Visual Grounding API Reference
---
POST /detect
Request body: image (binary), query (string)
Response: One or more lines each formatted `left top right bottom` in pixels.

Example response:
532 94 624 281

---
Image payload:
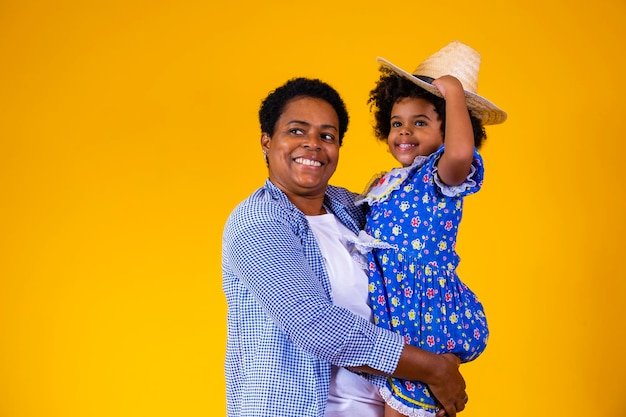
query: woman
222 77 467 417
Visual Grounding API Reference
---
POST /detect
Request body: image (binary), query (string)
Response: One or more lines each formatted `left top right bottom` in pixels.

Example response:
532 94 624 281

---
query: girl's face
262 96 340 199
387 97 443 167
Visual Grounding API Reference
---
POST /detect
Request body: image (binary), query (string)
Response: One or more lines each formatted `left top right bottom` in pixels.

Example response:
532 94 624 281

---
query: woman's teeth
295 157 321 167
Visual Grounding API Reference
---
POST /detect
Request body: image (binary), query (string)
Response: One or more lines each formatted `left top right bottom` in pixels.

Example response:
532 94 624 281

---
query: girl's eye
415 120 426 127
392 121 402 128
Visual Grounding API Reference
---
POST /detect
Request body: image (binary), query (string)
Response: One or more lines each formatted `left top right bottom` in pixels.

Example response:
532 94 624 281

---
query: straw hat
377 40 507 125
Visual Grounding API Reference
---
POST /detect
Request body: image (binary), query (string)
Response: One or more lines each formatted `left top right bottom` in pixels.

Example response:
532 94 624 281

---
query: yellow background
1 0 625 416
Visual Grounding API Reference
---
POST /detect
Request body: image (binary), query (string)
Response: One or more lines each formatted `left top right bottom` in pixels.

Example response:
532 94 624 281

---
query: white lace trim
379 386 437 417
355 155 429 206
343 230 397 270
345 230 397 254
356 147 481 204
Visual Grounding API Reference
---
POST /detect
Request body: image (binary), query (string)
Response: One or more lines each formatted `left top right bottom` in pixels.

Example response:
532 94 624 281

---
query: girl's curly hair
367 68 486 148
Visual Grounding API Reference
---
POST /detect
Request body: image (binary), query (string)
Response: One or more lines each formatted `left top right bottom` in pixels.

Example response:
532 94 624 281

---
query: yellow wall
1 1 625 416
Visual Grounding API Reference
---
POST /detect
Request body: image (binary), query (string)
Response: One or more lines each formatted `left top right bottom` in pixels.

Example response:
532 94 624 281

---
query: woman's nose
303 134 322 150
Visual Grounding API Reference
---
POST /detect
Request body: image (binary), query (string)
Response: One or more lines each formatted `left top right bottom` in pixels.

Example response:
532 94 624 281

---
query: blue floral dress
357 145 489 417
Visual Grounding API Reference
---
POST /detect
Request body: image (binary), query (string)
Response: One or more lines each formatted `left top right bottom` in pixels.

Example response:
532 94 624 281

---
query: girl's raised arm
432 75 474 186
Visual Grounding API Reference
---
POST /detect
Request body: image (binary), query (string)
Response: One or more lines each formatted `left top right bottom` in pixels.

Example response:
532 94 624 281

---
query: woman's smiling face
262 96 340 199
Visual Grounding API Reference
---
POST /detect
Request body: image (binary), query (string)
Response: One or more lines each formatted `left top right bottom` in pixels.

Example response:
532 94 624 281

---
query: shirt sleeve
223 198 404 373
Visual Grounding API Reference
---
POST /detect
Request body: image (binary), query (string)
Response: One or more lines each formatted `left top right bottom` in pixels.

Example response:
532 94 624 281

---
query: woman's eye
290 128 304 135
321 133 335 142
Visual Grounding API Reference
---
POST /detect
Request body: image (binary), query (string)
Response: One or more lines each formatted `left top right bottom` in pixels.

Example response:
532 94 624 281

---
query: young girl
356 41 507 417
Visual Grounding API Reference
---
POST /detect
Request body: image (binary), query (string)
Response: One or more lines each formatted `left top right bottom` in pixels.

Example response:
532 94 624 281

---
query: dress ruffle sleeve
432 146 484 197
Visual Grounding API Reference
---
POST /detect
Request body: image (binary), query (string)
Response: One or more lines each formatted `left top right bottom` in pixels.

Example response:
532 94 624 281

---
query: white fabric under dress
307 213 385 417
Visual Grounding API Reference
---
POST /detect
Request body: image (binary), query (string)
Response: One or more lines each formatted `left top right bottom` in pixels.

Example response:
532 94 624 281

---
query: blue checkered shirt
222 179 405 417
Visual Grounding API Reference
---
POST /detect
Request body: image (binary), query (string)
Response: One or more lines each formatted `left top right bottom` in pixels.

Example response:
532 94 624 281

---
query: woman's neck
269 180 328 216
287 194 327 216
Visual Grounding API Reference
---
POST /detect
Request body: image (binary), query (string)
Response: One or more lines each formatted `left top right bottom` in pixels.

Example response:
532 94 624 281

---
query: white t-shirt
307 213 384 417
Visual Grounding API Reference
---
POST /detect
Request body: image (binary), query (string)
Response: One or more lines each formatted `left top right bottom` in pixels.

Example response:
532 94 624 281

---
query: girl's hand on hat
432 75 464 101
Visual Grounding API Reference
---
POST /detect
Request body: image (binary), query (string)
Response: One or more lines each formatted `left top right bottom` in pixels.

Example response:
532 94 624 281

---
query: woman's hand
428 353 467 417
349 345 468 416
389 346 467 417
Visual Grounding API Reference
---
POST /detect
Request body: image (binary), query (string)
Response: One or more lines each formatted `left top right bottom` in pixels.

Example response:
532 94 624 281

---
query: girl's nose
399 126 412 135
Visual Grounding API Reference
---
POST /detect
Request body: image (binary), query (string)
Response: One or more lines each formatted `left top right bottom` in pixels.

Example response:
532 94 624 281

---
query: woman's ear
260 133 271 163
260 132 270 151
